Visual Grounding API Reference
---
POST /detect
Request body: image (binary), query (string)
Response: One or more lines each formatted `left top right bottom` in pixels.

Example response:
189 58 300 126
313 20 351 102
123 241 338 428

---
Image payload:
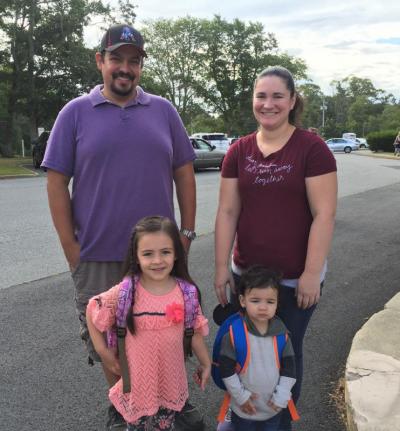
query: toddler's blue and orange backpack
211 311 300 423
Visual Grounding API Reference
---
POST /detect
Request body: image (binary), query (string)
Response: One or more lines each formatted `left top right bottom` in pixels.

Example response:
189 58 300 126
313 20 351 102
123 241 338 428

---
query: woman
214 66 337 431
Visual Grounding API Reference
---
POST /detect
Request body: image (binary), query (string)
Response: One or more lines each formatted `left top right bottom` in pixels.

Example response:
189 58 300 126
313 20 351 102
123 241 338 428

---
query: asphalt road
1 154 400 431
1 153 400 290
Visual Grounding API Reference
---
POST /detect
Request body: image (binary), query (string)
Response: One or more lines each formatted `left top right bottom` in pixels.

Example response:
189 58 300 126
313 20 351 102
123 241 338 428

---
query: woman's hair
254 65 304 126
238 265 281 298
122 215 200 357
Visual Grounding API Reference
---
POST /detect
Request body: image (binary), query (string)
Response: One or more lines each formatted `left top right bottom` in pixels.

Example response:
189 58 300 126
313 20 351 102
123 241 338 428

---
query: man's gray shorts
71 261 123 364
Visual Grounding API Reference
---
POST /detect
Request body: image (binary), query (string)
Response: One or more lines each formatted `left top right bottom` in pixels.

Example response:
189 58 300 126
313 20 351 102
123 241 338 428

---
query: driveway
0 154 399 430
1 154 399 290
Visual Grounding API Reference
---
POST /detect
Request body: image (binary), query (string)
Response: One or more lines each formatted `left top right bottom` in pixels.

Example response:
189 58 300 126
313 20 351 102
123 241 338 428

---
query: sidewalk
345 293 400 430
343 152 400 430
353 149 400 160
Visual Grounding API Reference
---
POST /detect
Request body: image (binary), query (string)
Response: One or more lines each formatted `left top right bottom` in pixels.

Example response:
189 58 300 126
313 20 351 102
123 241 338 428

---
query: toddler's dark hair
238 265 281 297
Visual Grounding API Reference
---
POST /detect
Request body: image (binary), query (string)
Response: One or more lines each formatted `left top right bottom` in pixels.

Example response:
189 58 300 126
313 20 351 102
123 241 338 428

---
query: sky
87 0 400 99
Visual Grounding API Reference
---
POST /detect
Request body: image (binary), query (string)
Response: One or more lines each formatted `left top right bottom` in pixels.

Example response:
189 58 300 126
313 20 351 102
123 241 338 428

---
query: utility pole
320 97 327 128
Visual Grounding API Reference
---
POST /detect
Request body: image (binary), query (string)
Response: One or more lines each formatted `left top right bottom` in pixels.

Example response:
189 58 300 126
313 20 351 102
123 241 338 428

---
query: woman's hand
296 271 320 309
214 266 235 305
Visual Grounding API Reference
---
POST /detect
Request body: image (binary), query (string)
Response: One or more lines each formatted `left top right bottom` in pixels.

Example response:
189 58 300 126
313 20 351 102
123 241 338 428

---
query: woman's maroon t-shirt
221 128 337 278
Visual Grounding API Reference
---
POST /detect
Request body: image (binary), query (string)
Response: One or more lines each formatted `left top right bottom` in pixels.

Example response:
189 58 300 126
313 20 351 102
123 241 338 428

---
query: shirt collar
244 313 284 337
89 85 151 107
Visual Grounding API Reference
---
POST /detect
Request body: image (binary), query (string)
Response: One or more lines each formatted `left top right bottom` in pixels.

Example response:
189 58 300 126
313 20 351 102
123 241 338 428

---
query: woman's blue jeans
231 272 319 431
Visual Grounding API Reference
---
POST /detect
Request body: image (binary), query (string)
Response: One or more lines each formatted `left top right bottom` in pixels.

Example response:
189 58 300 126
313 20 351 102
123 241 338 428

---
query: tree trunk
2 11 20 157
27 0 38 140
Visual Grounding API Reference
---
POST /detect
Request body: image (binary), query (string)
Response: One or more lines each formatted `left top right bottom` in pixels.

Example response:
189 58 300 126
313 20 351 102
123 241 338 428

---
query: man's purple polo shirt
42 85 195 262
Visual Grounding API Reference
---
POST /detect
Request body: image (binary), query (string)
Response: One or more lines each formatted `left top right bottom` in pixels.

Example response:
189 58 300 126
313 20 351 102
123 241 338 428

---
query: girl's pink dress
87 280 208 423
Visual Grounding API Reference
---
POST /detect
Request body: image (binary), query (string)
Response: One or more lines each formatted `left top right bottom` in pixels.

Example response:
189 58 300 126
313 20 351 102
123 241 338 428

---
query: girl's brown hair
121 216 200 357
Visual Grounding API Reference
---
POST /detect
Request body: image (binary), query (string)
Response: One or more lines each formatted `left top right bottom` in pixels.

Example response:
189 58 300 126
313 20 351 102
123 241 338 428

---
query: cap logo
120 26 136 43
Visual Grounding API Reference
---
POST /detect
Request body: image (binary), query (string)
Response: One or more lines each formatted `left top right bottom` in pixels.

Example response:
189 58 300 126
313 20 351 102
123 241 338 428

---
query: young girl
218 266 296 431
86 216 211 430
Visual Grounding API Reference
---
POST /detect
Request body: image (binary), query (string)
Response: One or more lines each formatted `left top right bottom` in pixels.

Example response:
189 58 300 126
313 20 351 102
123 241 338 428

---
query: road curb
0 164 42 179
352 151 400 160
345 292 400 430
0 173 39 179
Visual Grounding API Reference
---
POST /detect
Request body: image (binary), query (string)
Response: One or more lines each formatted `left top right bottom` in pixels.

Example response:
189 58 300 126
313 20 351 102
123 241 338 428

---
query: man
42 24 200 430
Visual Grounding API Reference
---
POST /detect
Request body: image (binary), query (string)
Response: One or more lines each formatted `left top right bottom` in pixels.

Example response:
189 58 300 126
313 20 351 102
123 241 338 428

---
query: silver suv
191 133 230 152
325 138 359 153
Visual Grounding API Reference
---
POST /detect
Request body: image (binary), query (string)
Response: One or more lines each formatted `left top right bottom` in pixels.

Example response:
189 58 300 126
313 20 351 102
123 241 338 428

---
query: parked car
228 137 240 145
190 137 225 170
32 131 50 168
342 132 357 141
325 138 359 153
355 138 368 148
191 132 230 152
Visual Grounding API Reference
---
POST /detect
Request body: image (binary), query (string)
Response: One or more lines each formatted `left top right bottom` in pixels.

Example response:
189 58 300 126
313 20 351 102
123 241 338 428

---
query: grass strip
0 157 36 177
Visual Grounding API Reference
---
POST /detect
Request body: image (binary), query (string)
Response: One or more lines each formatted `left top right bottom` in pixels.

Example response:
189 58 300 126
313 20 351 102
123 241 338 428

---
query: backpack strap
272 332 288 369
288 399 300 421
216 314 250 423
212 312 249 390
217 392 231 423
272 332 300 421
112 277 198 393
106 276 135 349
106 276 136 394
229 315 250 374
176 278 199 356
117 276 135 393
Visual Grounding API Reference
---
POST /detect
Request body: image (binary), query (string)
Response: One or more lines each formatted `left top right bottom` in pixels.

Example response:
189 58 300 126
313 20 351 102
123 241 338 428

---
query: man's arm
173 162 196 253
46 169 80 269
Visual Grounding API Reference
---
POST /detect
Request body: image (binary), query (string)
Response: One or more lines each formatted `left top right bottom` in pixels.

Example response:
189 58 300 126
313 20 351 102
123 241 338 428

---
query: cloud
91 0 400 98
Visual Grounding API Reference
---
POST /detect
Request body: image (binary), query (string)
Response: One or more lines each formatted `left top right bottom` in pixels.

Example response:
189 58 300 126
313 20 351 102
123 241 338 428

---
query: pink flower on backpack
165 302 184 323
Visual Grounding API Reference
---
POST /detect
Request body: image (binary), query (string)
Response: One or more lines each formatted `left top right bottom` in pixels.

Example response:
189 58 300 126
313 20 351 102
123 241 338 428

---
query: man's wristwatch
180 228 197 241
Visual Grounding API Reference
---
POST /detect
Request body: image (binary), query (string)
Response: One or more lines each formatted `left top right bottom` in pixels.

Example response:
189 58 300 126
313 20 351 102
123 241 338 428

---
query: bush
366 130 397 152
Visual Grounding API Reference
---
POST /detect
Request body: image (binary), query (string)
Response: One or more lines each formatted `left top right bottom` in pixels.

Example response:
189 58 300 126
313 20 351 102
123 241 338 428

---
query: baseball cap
100 24 147 57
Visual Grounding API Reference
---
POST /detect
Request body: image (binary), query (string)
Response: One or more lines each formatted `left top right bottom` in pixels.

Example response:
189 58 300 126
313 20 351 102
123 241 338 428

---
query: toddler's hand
193 364 211 391
267 399 282 413
99 348 121 376
240 393 258 415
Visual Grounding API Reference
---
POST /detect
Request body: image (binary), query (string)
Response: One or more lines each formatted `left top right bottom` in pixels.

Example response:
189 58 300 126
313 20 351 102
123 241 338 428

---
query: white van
191 133 230 152
342 132 356 141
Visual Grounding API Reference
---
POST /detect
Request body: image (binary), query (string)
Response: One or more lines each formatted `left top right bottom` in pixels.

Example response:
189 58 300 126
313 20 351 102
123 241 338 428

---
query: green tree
0 0 111 156
379 104 400 131
328 76 393 138
186 111 225 136
141 17 205 125
197 16 307 135
299 82 324 130
140 16 307 136
344 76 378 99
